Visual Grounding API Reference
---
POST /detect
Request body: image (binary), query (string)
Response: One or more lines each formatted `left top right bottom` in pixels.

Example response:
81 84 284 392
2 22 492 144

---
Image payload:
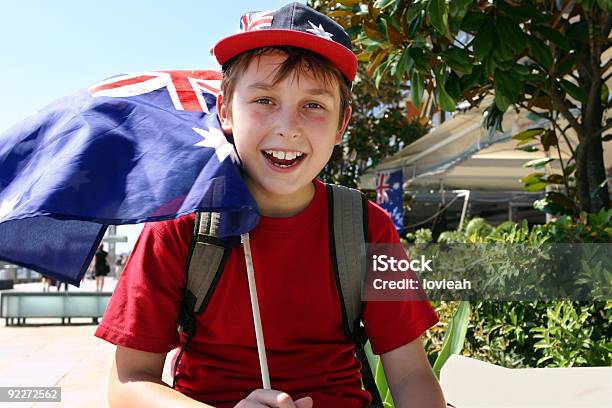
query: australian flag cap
212 2 357 82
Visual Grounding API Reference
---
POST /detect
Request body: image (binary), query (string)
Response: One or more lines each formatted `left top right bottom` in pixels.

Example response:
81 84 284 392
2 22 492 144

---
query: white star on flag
306 21 334 40
66 170 91 191
0 196 19 223
193 127 239 164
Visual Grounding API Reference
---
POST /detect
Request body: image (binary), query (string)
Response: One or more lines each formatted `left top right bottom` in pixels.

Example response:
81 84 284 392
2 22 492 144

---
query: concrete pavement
0 279 175 407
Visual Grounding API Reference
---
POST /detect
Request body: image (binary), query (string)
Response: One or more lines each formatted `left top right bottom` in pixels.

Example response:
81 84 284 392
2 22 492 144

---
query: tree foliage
311 0 611 212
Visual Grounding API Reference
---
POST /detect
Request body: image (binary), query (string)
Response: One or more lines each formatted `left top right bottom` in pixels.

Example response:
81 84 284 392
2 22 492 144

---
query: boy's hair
220 46 352 129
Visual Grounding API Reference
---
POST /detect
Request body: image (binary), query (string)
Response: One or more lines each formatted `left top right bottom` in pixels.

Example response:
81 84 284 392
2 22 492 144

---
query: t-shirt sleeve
94 214 193 353
361 202 439 355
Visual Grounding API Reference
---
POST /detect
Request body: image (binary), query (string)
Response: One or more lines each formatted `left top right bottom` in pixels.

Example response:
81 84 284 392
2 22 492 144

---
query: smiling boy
95 3 445 408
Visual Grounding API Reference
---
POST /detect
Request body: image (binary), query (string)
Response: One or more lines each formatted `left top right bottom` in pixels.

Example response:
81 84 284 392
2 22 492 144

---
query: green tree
311 0 611 212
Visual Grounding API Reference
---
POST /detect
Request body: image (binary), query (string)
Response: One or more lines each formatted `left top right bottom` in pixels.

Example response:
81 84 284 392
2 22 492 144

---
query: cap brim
212 29 357 82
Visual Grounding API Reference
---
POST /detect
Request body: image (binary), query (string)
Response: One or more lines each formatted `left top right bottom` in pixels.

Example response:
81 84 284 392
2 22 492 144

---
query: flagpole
240 233 271 389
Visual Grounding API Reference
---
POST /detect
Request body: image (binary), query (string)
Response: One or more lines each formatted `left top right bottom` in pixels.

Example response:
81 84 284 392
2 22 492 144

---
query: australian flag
376 169 403 234
0 70 259 285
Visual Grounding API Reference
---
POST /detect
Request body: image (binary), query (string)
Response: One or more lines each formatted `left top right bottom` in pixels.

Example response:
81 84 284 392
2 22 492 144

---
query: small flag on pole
376 169 403 233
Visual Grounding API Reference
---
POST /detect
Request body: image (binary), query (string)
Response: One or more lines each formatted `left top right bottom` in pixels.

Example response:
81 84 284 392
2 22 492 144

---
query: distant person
41 275 53 292
94 244 110 292
115 254 126 277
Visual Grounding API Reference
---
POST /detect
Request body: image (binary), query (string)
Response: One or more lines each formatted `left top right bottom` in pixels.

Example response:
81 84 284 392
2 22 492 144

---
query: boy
95 3 446 407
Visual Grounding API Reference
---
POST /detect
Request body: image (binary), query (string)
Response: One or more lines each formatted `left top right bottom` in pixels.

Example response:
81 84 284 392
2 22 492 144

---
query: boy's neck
246 177 316 217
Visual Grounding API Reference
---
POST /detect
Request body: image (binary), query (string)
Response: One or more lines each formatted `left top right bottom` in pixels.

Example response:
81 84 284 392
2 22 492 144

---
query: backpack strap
173 211 233 388
326 184 383 408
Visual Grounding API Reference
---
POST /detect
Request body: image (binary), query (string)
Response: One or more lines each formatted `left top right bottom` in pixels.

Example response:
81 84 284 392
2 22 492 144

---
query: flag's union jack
240 10 274 32
88 70 222 113
376 172 390 204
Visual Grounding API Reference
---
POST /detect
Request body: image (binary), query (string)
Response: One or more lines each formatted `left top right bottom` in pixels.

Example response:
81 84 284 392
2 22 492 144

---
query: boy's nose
275 108 302 139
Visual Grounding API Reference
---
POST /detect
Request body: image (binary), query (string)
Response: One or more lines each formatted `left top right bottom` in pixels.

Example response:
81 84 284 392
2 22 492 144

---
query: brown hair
220 46 352 129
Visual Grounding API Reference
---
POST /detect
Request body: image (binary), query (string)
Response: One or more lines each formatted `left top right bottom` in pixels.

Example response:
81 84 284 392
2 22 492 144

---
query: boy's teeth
265 150 304 160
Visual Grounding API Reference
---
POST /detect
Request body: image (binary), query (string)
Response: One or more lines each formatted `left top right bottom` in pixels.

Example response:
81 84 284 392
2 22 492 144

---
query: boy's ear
216 92 233 134
335 106 352 145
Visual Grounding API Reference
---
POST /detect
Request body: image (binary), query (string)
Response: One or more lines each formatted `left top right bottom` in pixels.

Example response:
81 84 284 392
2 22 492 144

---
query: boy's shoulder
145 212 195 243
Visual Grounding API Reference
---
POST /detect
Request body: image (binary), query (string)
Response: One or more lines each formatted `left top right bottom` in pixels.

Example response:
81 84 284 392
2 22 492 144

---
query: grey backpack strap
327 184 383 408
327 184 368 335
186 212 227 313
174 211 231 388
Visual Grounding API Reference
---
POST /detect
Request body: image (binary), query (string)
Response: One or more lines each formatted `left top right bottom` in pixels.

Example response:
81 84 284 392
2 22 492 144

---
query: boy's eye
305 102 323 109
254 98 272 105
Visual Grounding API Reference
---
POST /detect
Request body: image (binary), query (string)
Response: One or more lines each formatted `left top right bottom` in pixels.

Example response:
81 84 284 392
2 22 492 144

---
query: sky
0 0 303 253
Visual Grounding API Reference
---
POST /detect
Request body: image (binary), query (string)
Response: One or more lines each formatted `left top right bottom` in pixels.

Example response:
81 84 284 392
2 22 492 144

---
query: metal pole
457 190 471 232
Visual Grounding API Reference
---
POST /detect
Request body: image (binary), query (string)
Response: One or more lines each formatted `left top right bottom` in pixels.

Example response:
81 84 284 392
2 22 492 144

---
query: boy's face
217 51 351 202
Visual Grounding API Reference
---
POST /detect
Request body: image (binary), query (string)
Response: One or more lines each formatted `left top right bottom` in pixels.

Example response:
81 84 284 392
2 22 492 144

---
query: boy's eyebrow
246 82 335 98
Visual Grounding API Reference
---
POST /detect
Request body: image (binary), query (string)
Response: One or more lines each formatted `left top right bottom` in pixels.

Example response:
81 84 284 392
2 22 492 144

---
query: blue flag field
0 70 259 285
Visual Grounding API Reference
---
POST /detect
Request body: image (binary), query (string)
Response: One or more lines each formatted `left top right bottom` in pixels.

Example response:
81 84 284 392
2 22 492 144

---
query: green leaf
429 0 450 37
496 17 526 54
525 182 547 191
528 36 554 70
435 71 457 112
494 69 520 111
517 145 540 152
461 11 487 32
494 93 512 112
521 172 545 184
495 69 521 99
441 47 473 74
445 72 462 101
432 301 470 378
459 64 483 90
509 3 547 23
601 83 609 103
483 55 497 78
395 49 413 81
408 47 430 72
449 0 472 31
559 79 588 103
557 54 577 75
374 356 390 401
373 0 396 10
411 71 425 107
512 128 546 141
405 1 426 24
534 192 578 215
473 22 496 61
597 0 612 11
534 26 572 51
523 157 554 168
542 174 565 184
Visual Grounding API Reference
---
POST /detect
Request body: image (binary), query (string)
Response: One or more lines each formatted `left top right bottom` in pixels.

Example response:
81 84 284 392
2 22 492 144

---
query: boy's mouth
262 149 306 168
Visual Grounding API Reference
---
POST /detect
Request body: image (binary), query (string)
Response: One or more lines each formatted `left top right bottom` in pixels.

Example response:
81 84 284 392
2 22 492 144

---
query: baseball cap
212 2 358 83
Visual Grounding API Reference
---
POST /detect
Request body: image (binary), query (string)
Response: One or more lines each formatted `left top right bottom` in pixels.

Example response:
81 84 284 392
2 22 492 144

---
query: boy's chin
259 181 312 197
247 177 314 198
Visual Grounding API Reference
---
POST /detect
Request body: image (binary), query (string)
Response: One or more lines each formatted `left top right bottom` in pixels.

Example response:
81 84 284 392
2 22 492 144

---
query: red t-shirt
95 179 438 407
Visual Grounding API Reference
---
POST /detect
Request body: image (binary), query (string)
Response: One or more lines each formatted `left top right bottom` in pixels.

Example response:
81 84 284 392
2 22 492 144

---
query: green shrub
415 210 612 368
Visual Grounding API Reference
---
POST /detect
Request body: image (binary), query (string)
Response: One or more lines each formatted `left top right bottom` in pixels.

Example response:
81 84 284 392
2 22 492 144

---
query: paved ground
0 279 175 407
